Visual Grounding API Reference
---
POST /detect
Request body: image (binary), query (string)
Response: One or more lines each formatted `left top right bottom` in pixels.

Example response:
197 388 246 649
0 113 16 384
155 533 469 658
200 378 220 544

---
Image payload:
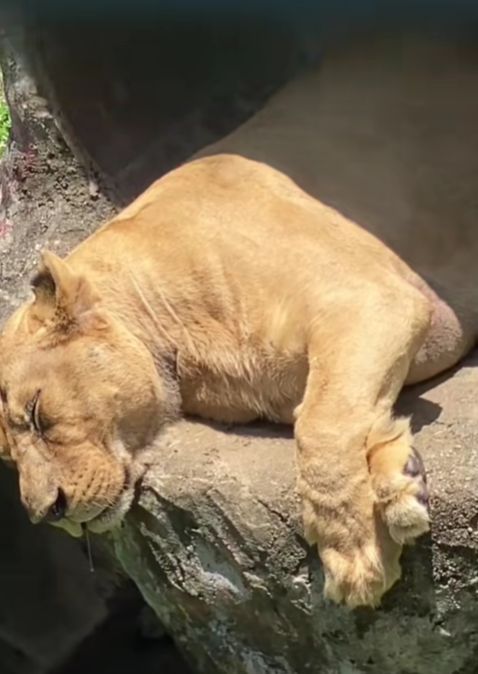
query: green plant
0 98 10 154
0 70 10 155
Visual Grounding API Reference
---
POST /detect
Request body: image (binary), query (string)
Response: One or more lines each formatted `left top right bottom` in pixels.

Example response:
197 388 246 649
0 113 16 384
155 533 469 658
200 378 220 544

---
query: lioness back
65 153 423 423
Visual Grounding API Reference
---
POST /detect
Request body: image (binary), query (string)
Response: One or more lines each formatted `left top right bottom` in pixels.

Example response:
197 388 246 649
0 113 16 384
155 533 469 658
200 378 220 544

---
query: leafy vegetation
0 72 11 154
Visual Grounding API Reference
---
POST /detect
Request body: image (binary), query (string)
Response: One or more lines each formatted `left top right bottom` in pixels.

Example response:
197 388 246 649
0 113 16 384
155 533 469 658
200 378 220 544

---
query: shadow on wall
7 0 478 206
0 463 109 674
52 590 192 674
21 14 320 206
0 458 192 674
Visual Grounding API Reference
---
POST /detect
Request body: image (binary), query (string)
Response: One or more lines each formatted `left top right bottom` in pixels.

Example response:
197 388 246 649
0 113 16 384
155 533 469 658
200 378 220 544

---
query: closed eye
27 389 44 436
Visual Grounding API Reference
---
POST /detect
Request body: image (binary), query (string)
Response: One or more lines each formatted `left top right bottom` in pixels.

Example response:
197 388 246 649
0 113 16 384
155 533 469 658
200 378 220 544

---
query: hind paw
379 447 429 544
369 434 430 545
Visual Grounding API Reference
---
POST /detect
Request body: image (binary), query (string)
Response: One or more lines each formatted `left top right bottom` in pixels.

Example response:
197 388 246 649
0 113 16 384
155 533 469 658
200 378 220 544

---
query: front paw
319 540 401 608
302 495 402 608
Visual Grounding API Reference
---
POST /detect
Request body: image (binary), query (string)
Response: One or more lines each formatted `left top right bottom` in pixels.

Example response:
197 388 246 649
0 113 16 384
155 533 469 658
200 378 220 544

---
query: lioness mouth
56 464 134 538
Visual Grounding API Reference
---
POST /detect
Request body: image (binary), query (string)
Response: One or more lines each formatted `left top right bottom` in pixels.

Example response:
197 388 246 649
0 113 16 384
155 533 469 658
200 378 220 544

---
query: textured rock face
111 375 478 674
2 9 478 674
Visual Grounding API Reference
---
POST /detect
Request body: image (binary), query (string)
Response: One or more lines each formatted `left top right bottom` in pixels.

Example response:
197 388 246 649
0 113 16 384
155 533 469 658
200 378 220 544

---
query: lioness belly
178 352 309 425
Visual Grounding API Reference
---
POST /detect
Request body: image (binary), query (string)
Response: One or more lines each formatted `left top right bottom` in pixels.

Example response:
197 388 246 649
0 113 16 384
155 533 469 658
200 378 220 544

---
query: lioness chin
1 34 478 609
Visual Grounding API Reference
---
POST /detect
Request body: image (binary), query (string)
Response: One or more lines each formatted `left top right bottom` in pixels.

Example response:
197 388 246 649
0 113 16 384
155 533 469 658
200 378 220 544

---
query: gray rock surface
2 11 478 674
111 376 478 674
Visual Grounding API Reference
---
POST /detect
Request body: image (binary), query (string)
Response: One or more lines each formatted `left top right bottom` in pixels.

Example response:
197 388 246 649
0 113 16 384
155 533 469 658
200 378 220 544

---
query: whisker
99 419 109 445
81 523 95 573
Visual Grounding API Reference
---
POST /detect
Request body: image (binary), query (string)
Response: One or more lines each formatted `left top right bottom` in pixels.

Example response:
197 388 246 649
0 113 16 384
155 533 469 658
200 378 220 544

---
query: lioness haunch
1 34 477 608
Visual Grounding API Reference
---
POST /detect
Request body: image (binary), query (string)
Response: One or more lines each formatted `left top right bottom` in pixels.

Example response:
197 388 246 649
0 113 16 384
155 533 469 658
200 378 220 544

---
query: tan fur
1 33 478 607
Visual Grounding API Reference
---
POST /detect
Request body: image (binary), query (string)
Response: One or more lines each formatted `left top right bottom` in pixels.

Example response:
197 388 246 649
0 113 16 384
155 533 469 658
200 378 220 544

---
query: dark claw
403 446 429 507
404 446 427 483
404 453 420 477
416 481 429 507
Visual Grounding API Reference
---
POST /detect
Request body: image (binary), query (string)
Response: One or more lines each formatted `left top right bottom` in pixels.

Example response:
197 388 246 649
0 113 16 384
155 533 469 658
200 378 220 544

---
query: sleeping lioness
1 33 478 609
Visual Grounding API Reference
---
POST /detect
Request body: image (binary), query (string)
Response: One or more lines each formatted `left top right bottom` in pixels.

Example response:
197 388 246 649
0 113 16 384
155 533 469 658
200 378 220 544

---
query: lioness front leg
295 288 431 607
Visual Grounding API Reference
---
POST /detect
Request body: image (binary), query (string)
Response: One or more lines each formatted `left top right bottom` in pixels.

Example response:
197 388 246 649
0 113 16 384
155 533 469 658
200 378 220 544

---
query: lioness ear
30 250 99 327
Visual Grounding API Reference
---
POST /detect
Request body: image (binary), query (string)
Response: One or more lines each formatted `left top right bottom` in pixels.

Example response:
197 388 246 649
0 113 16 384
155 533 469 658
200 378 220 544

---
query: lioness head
0 251 179 537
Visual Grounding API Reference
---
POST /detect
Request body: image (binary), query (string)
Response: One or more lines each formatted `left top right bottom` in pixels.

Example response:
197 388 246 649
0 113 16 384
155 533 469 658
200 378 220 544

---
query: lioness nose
23 487 68 524
44 488 68 522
